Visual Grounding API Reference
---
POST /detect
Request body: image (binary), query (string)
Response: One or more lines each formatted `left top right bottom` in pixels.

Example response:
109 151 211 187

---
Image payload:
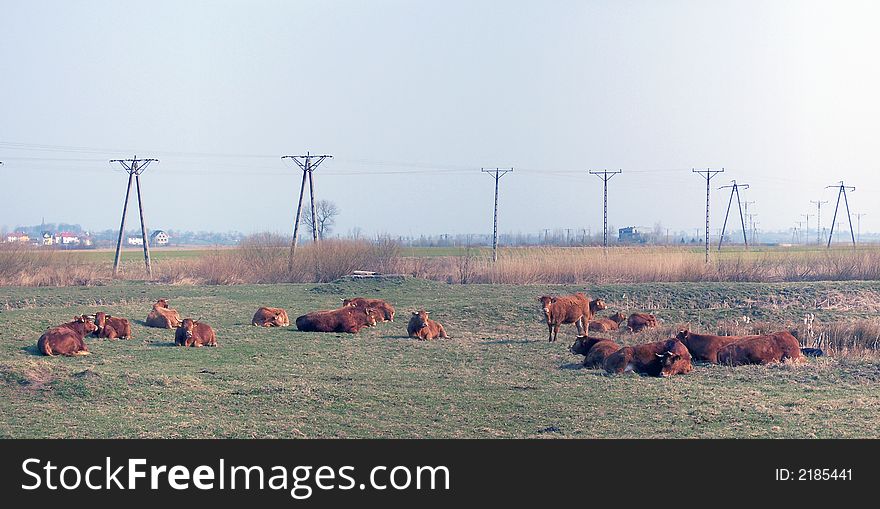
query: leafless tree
301 200 339 240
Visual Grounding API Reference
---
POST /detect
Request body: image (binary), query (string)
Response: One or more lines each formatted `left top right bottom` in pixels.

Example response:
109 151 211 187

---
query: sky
1 0 879 238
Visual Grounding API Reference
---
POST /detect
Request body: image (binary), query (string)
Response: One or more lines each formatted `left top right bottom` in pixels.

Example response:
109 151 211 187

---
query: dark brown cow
252 307 291 327
296 307 377 333
604 339 692 377
588 311 627 332
343 297 395 322
627 312 658 333
407 310 449 340
37 315 97 356
675 328 749 363
93 311 132 340
539 293 594 342
146 299 182 329
174 318 218 347
569 336 622 368
717 331 802 366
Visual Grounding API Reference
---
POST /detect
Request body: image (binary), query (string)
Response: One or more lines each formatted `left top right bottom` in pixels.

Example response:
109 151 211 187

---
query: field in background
2 278 880 438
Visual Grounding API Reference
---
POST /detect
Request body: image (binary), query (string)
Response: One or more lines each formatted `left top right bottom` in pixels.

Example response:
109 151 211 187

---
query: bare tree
301 200 339 240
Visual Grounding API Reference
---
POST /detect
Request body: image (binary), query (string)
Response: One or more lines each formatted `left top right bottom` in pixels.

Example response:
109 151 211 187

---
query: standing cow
38 315 97 356
539 293 596 342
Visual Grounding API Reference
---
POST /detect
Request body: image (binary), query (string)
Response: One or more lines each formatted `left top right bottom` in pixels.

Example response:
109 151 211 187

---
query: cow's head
342 298 356 307
591 298 607 311
266 312 286 327
94 311 108 333
610 311 626 324
538 296 554 318
179 318 197 339
363 308 377 327
570 335 602 356
411 310 430 330
155 299 170 309
656 339 692 377
379 303 395 322
675 328 690 342
74 314 98 334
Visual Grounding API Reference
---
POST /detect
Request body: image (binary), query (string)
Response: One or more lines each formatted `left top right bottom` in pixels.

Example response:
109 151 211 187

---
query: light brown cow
717 331 802 366
252 307 291 327
146 299 182 329
604 339 693 377
588 311 627 332
569 336 622 368
539 293 594 342
94 311 132 340
627 312 658 333
407 310 448 340
175 318 217 347
343 297 395 322
38 315 97 356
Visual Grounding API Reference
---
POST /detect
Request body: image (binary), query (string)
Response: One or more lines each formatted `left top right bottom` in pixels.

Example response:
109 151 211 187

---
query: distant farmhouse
150 230 170 246
618 226 646 244
126 236 144 246
6 232 30 243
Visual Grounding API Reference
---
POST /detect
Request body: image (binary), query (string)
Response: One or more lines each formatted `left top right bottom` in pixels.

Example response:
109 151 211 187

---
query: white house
57 232 80 245
150 230 170 246
126 236 144 246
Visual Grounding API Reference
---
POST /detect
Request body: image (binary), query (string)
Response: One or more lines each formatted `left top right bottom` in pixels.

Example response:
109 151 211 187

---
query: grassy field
1 278 879 438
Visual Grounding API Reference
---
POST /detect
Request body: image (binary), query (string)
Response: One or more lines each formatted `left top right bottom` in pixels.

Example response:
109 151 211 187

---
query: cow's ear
412 311 418 316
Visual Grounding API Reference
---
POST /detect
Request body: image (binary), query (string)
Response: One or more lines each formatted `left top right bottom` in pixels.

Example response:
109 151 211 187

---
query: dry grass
0 244 104 286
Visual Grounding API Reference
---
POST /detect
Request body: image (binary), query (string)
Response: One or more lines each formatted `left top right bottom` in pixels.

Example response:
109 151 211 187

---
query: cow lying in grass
675 328 745 363
627 312 658 333
570 336 621 368
604 339 692 377
296 307 377 333
252 307 291 327
717 331 802 366
407 310 448 340
343 297 395 322
93 311 132 340
589 311 627 332
38 315 97 356
175 318 217 347
146 299 182 329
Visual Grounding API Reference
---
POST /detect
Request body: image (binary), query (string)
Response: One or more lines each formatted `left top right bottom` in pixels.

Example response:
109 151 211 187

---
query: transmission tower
826 182 856 248
110 156 158 278
693 168 724 262
811 200 828 245
589 170 621 247
281 152 332 269
717 180 749 250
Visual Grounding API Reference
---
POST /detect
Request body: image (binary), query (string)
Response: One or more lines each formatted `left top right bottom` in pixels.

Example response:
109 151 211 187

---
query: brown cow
627 312 658 333
717 331 802 366
37 315 97 356
252 307 291 327
407 310 449 340
296 307 377 333
569 336 622 368
145 299 182 329
174 318 217 347
588 311 627 332
93 311 132 340
539 293 594 342
675 328 748 363
343 297 395 322
604 339 692 377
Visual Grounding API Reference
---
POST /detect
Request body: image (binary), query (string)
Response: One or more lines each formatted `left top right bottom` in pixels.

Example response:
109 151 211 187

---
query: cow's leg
553 324 560 342
548 323 554 342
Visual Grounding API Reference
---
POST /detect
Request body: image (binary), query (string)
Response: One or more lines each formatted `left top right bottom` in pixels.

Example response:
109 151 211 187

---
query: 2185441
775 468 852 481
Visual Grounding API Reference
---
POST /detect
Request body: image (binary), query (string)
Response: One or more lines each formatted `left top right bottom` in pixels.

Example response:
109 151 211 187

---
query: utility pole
281 152 332 269
855 213 867 244
110 156 158 278
589 170 622 247
481 167 513 262
794 222 803 244
801 213 812 245
811 200 828 245
742 200 755 244
693 168 724 262
717 180 749 250
825 182 856 248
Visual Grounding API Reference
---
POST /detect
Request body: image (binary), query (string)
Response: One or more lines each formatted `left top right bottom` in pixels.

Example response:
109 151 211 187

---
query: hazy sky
2 0 879 238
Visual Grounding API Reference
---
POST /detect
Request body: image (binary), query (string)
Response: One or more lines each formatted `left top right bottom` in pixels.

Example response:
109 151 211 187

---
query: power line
481 168 513 262
693 168 724 262
109 156 158 278
589 170 622 247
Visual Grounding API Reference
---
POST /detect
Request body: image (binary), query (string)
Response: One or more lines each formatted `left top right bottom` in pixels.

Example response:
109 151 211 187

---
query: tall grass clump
0 244 104 286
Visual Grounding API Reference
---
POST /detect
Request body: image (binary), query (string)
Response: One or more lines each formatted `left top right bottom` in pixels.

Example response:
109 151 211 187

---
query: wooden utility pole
855 213 867 244
801 213 812 245
717 180 749 250
281 152 332 270
110 156 158 278
826 182 856 248
589 170 622 247
481 168 512 262
693 168 724 262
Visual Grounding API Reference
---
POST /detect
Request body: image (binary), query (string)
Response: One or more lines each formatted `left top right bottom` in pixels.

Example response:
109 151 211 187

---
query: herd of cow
540 292 822 377
35 296 447 356
35 291 819 378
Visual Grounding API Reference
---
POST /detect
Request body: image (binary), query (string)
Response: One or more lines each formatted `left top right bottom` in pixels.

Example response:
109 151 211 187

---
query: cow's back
584 340 621 368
